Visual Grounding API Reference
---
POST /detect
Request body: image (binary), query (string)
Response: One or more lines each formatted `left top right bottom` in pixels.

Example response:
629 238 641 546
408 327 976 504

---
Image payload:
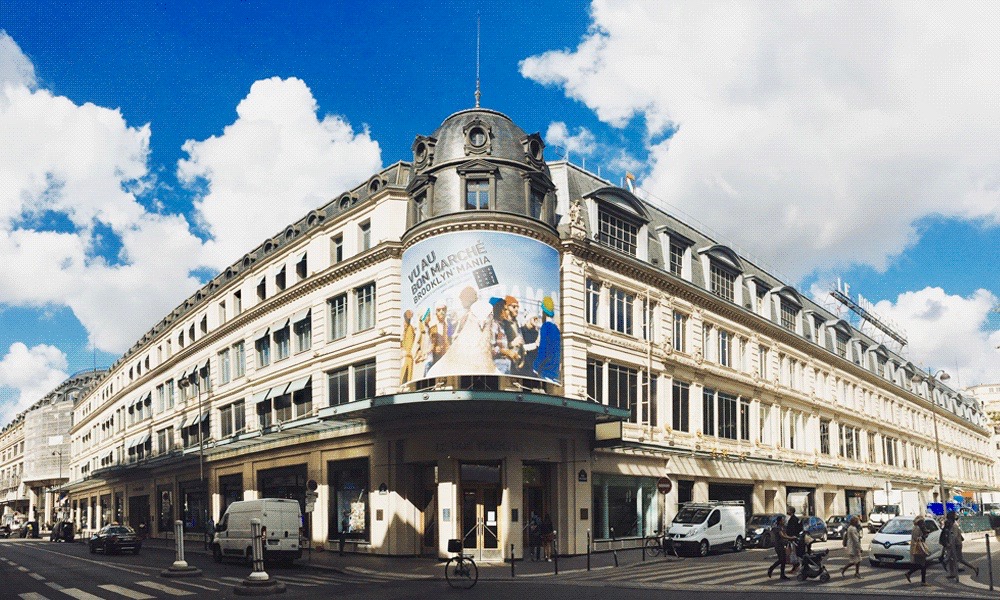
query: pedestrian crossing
11 567 410 599
557 554 976 595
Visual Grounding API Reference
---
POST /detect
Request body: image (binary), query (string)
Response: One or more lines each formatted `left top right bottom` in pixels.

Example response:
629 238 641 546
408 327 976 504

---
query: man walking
784 507 803 574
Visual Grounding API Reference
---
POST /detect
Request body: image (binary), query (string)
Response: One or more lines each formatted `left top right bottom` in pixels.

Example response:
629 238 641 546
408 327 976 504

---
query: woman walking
840 515 863 578
905 515 929 586
767 516 791 580
944 511 979 580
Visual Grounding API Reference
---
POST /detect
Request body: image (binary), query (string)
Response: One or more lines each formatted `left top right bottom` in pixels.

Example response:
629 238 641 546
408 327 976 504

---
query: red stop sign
657 477 673 494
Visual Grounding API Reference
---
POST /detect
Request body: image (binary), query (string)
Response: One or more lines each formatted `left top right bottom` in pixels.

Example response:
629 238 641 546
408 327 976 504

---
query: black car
89 524 142 555
803 516 828 542
50 520 75 542
745 513 783 548
826 515 855 540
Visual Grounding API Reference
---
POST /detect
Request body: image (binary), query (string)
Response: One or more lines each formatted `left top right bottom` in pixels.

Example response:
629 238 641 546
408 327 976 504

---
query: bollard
511 543 515 578
233 518 286 595
161 520 202 577
642 533 646 562
587 530 591 571
611 527 619 568
987 534 994 592
553 532 558 575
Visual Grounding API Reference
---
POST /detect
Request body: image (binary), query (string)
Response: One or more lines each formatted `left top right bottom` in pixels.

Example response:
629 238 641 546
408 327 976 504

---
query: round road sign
657 477 673 494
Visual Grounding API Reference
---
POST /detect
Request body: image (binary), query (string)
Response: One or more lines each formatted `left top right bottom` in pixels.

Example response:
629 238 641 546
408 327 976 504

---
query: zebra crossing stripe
45 582 65 591
132 581 194 596
30 573 46 580
19 593 50 600
97 585 155 599
57 589 104 600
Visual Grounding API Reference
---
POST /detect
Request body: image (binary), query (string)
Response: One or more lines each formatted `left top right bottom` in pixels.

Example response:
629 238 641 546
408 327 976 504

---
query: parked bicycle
644 529 680 558
445 539 478 589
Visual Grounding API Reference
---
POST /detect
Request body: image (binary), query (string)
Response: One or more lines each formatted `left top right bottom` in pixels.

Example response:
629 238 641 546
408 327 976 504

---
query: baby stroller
795 533 831 582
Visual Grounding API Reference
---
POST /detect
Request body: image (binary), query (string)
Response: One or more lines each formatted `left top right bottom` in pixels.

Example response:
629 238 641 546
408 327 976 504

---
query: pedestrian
339 510 351 556
767 515 791 580
905 515 929 586
840 515 863 578
528 512 542 561
944 511 979 579
784 507 803 574
541 513 555 561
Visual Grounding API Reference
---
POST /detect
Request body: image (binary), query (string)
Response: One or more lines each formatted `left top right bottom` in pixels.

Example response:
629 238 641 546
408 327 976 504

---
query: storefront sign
400 231 561 385
578 470 588 483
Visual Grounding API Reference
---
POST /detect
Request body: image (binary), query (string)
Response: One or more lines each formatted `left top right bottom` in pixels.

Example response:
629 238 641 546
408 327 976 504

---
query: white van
667 501 746 557
212 498 303 564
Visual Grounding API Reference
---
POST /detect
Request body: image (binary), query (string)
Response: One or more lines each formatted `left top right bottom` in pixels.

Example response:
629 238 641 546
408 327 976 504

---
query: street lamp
911 369 950 511
51 450 63 522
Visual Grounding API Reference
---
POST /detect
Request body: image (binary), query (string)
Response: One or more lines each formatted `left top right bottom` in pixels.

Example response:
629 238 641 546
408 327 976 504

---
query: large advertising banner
400 231 561 386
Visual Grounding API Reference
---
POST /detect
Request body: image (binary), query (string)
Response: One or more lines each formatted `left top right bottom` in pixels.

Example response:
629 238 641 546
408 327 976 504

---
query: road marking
97 585 154 599
20 594 51 600
30 572 47 580
18 566 30 571
133 581 194 596
58 589 105 600
45 582 65 591
160 580 220 591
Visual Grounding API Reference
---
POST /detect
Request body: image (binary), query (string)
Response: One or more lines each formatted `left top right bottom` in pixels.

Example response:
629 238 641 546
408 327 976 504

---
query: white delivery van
212 498 303 564
666 501 746 557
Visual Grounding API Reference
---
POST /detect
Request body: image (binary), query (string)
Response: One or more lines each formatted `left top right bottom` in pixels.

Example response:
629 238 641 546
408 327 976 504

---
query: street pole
912 370 950 513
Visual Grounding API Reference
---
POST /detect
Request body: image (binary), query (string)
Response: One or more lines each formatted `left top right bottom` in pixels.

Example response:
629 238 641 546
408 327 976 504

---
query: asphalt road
0 537 993 600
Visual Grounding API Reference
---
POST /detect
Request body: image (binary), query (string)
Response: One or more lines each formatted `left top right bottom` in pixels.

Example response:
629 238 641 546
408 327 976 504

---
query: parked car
745 513 783 548
0 522 26 539
826 515 854 540
49 520 75 542
868 516 943 567
802 516 828 542
89 524 142 555
212 498 302 565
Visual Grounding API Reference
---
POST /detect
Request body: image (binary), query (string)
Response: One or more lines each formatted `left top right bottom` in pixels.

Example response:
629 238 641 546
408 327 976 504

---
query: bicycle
644 529 681 558
445 539 478 589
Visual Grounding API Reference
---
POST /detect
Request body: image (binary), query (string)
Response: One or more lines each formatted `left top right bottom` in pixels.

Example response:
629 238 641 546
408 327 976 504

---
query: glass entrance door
460 463 501 561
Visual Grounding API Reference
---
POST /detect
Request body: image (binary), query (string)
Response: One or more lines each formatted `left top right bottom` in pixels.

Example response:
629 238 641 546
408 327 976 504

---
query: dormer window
835 331 849 358
709 263 736 302
598 208 638 255
668 240 685 275
469 127 487 147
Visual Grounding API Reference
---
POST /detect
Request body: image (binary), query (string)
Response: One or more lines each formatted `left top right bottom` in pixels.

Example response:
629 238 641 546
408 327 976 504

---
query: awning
295 251 306 264
251 327 269 341
291 308 311 324
270 382 291 397
137 432 150 446
271 317 290 331
183 413 200 428
200 359 210 372
287 376 312 393
253 389 272 404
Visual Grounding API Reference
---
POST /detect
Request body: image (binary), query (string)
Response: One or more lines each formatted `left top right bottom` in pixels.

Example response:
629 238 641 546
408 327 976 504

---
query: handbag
911 539 929 557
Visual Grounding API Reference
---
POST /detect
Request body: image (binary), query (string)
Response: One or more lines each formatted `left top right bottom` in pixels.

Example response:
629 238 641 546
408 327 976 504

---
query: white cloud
874 288 1000 389
0 342 68 425
0 36 383 356
545 122 597 158
179 76 382 269
521 1 1000 279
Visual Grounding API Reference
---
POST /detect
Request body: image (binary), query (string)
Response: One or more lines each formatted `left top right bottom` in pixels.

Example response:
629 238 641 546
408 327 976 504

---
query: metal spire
475 13 481 108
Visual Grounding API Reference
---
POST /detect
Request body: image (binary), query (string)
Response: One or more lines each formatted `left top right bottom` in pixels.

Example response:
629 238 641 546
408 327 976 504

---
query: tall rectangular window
220 404 234 438
673 312 687 352
641 298 654 342
233 342 246 378
233 290 242 315
607 363 639 422
359 221 371 251
219 349 231 384
709 263 735 302
257 277 267 302
718 392 737 439
156 384 165 414
671 380 689 432
739 398 750 440
835 332 849 358
294 315 312 352
275 267 286 291
820 419 831 455
274 326 290 361
758 346 769 379
668 241 684 276
255 334 271 368
609 287 634 335
355 360 377 401
586 279 601 325
332 235 344 263
328 367 350 406
166 380 175 409
466 179 489 209
356 283 376 331
529 188 544 219
296 254 308 280
586 358 604 404
702 388 716 436
718 329 732 367
597 209 638 255
329 294 347 340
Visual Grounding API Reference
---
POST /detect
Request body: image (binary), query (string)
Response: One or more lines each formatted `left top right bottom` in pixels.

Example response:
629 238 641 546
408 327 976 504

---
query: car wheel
733 536 744 552
761 532 771 548
213 545 223 563
698 540 710 557
821 534 828 542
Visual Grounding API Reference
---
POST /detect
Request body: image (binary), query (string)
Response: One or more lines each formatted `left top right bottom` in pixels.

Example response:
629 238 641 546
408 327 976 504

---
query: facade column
502 457 523 559
436 458 459 559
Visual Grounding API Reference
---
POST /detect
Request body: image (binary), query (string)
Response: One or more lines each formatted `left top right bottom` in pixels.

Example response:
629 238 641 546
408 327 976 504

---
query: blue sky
1 1 998 422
